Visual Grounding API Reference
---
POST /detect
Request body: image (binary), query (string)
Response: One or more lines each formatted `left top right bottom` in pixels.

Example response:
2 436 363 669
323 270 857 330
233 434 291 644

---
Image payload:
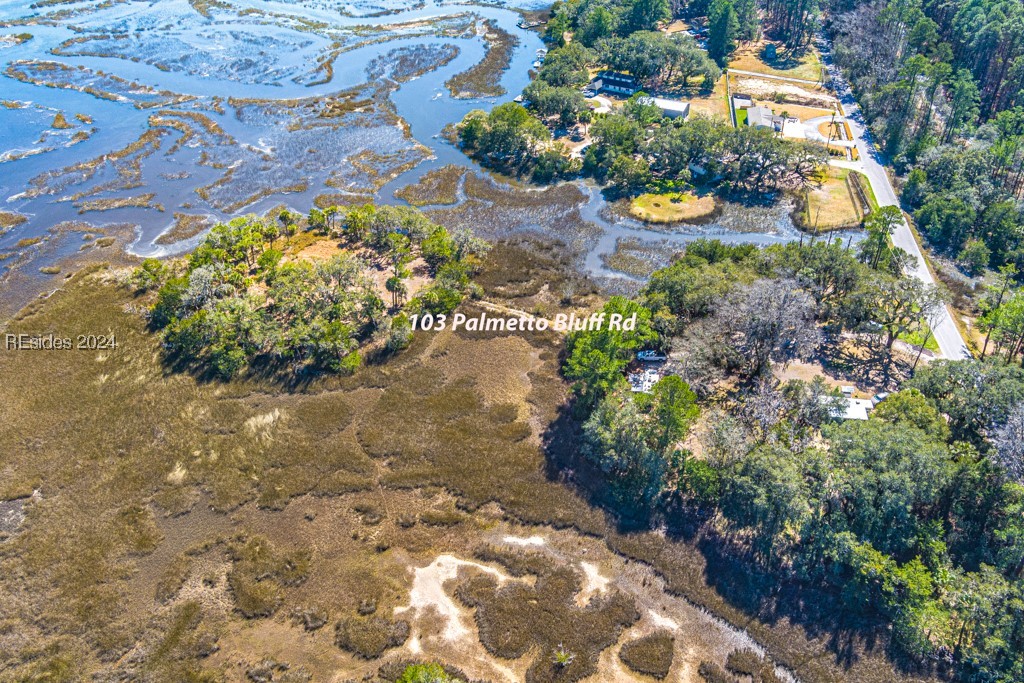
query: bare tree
993 403 1024 483
739 377 789 443
701 408 752 466
719 278 821 376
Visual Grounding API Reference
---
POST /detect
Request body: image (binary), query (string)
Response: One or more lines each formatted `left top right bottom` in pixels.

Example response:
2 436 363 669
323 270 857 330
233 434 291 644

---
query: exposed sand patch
503 534 545 546
577 561 610 606
395 554 513 641
736 77 836 108
648 610 680 631
395 554 523 683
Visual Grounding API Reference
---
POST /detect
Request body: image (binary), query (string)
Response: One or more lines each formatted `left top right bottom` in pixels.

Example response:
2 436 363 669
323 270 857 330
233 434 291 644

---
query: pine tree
708 0 738 67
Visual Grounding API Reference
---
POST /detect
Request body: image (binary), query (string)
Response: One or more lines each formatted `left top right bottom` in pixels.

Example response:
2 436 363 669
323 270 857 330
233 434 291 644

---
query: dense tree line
457 0 831 196
545 0 671 47
581 107 826 194
763 0 818 47
555 238 1024 680
827 0 1024 275
131 205 487 378
596 30 721 86
459 97 827 195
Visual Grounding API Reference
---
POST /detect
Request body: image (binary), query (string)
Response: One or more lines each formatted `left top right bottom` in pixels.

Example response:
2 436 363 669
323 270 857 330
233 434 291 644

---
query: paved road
816 40 972 360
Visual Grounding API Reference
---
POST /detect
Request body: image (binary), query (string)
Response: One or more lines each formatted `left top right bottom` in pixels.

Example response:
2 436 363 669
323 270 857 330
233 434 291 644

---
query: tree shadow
540 387 947 679
815 335 911 391
763 46 810 72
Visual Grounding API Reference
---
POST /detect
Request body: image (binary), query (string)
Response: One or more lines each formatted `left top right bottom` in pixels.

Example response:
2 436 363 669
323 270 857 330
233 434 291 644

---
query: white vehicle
637 350 667 362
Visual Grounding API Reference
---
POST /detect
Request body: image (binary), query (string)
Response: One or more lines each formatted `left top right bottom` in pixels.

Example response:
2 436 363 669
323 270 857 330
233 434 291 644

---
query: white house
744 105 804 138
836 397 874 420
592 71 640 96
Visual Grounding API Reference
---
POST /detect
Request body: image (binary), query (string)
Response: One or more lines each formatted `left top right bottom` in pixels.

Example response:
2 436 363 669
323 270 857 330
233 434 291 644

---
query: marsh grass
700 661 741 683
619 630 675 679
394 165 466 206
445 20 517 98
455 552 638 682
334 615 410 659
0 211 28 230
155 213 215 246
0 246 936 682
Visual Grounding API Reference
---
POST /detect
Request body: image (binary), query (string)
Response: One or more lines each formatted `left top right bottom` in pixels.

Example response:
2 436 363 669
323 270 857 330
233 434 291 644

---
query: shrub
958 238 991 276
698 661 738 683
291 606 328 631
396 663 464 683
725 648 761 676
619 630 674 679
334 616 410 659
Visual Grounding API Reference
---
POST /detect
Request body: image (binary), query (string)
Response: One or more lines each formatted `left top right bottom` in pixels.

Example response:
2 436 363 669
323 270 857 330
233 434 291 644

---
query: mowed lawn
729 40 824 82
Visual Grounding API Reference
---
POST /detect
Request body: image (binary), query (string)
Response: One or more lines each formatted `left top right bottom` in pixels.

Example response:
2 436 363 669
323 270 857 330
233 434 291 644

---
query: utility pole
912 322 934 372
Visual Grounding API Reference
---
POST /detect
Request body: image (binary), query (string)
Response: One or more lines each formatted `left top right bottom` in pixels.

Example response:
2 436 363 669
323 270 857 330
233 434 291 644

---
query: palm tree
552 643 576 667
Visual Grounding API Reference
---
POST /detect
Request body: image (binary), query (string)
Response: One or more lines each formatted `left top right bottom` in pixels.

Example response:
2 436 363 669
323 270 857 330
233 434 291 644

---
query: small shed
651 97 690 120
732 93 753 108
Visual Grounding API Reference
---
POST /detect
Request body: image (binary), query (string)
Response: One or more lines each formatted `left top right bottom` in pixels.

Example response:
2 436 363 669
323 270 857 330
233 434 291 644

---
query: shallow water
0 0 542 265
0 0 846 311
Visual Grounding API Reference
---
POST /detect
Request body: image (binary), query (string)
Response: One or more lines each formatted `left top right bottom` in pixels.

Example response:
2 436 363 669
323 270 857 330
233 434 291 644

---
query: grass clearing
728 40 825 82
687 74 731 121
799 166 869 231
630 191 717 224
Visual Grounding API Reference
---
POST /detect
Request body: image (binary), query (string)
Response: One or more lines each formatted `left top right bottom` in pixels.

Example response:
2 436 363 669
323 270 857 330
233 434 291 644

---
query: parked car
637 350 667 362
